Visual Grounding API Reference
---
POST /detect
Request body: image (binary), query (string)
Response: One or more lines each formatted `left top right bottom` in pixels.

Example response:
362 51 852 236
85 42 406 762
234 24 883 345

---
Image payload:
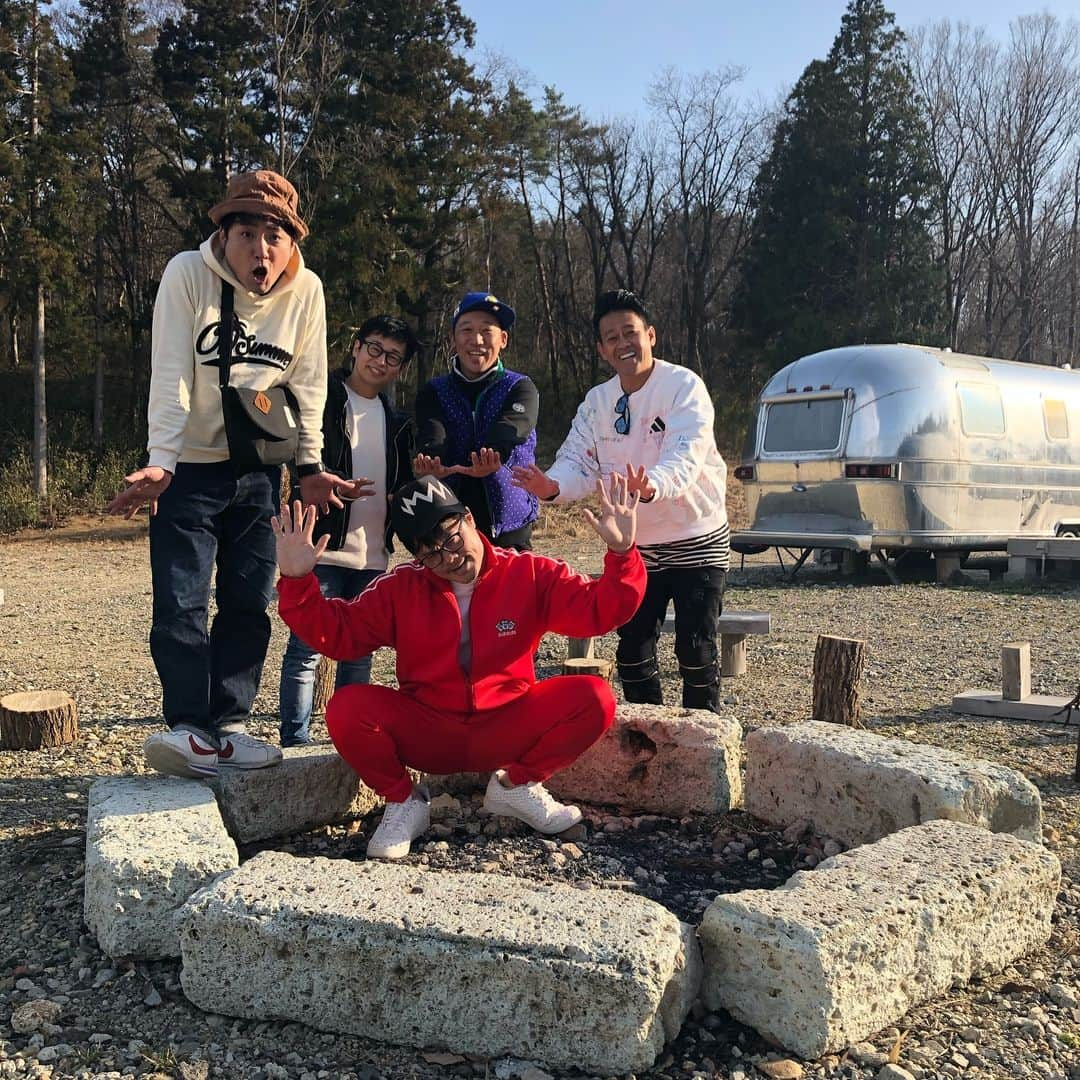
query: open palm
582 472 638 553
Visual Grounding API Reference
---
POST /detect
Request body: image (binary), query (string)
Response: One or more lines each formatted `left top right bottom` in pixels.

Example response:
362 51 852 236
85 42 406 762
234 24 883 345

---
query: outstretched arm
536 472 646 639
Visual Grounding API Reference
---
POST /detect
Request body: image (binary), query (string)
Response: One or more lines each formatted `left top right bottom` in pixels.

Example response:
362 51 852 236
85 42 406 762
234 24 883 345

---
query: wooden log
1001 642 1031 702
311 657 337 717
566 636 596 660
812 635 866 728
720 634 748 677
0 691 78 750
562 657 613 681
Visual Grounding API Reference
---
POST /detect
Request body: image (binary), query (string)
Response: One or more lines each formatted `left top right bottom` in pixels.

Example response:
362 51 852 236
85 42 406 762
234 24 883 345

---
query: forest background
1 0 1079 530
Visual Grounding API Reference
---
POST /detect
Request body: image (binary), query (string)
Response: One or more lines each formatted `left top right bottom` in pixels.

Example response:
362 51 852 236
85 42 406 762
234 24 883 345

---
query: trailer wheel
1057 527 1080 538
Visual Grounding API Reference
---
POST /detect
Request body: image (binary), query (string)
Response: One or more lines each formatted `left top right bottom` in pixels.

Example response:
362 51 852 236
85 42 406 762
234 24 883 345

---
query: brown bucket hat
208 170 309 241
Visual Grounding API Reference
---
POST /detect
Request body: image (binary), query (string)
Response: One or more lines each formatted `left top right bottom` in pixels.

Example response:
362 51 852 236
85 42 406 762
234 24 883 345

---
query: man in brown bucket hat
108 169 365 779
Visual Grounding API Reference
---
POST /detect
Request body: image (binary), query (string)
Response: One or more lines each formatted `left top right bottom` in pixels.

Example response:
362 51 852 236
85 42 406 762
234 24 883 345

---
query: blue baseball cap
452 291 516 332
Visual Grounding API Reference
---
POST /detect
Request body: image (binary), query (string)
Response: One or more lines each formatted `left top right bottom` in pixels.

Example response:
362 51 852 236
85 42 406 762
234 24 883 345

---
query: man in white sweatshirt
512 289 730 712
108 170 360 778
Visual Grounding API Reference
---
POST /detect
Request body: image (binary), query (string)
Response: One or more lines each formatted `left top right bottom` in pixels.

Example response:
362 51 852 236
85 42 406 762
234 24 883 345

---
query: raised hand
338 476 376 501
624 463 656 503
105 466 173 519
450 448 502 478
510 462 559 500
582 472 639 553
272 500 329 578
413 453 452 479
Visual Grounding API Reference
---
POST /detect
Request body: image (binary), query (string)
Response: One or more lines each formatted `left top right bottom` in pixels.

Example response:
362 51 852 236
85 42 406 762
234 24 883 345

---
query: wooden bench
566 609 771 678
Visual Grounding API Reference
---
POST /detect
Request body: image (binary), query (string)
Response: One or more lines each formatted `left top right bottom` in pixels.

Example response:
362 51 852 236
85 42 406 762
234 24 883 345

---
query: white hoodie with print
146 236 327 473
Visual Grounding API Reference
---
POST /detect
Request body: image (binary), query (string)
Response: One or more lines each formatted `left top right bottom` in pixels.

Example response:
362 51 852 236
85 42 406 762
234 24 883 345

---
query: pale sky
458 1 1080 119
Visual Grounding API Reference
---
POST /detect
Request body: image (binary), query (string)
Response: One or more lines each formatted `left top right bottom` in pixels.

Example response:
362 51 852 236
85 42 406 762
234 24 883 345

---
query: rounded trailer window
957 382 1005 437
762 396 846 453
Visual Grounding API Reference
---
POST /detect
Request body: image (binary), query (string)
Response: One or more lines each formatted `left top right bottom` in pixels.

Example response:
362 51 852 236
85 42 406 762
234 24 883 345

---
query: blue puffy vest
430 369 538 538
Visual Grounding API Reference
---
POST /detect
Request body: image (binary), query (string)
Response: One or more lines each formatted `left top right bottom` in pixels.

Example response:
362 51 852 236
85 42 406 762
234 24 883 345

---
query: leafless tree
972 14 1080 362
908 21 995 349
648 67 766 380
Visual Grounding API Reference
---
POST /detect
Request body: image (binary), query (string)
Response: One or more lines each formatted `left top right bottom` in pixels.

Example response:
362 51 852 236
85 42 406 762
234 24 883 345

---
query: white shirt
321 387 388 571
546 358 728 547
451 578 476 672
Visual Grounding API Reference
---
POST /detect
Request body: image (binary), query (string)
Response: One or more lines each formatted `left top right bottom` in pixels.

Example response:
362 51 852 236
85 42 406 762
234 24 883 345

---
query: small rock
429 794 461 814
11 1001 62 1035
876 1066 917 1080
822 839 843 858
560 843 584 859
756 1060 803 1079
1049 983 1079 1009
781 819 812 843
850 1042 888 1067
142 988 162 1008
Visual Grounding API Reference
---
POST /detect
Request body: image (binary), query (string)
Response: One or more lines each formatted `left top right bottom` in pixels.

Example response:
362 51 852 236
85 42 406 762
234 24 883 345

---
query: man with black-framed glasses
274 472 646 860
512 289 730 713
277 314 417 746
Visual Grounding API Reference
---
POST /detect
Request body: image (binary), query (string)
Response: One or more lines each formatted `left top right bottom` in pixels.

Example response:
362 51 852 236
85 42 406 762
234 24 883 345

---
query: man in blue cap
413 291 539 549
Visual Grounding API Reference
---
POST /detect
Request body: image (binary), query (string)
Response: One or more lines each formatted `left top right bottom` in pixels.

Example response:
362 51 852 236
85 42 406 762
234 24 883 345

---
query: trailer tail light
845 463 899 479
734 465 755 481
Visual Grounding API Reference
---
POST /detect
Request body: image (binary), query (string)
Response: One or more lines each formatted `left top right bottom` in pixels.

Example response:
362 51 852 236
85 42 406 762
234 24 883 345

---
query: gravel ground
0 517 1078 1080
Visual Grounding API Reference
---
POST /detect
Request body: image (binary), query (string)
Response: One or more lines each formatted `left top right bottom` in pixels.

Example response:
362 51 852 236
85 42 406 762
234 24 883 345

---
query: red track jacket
276 535 646 715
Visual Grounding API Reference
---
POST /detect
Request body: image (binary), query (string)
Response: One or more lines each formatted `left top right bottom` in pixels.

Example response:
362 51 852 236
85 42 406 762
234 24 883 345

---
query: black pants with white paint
615 565 727 712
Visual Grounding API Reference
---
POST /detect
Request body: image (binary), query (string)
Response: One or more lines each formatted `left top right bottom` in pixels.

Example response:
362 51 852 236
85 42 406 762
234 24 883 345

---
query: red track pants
325 675 615 803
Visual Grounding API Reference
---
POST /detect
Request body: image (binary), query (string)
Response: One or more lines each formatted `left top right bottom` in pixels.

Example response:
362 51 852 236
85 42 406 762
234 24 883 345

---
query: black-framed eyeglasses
614 392 631 435
416 518 465 567
359 339 406 367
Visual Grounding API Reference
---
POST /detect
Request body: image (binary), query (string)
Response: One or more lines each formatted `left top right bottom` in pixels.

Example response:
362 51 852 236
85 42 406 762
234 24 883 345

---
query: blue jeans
149 461 281 742
278 563 380 746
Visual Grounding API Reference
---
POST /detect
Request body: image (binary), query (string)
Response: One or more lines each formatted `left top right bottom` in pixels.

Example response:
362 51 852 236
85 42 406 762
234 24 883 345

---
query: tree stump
312 657 337 716
0 691 78 750
562 656 613 681
812 635 866 727
566 636 596 660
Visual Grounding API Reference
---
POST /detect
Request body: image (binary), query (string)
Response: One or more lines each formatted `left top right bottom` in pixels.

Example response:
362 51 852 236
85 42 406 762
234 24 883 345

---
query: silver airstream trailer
733 344 1080 570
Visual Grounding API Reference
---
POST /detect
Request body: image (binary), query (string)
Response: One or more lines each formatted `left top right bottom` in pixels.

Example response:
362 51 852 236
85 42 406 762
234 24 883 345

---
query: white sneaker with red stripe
143 729 219 779
217 732 282 771
482 770 582 834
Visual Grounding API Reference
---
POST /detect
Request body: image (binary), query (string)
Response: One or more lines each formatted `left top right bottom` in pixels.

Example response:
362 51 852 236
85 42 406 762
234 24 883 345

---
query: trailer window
958 383 1005 437
1044 399 1069 440
762 397 845 453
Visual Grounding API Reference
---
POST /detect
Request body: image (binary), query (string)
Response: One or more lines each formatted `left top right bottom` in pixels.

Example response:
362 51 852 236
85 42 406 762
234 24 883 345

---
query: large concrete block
84 777 237 960
699 820 1060 1058
745 721 1041 844
212 746 381 843
547 704 742 816
179 851 700 1074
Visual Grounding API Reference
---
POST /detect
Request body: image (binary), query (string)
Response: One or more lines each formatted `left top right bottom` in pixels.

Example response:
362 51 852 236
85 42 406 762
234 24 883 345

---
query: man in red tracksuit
274 471 645 859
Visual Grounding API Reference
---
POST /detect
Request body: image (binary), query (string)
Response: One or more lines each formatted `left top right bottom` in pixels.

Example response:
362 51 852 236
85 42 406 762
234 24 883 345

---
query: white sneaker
367 790 431 860
144 729 219 779
217 732 283 770
482 771 582 834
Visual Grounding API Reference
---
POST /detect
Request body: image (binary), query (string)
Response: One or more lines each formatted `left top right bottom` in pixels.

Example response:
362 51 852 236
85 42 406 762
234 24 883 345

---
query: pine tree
734 0 943 374
153 0 272 241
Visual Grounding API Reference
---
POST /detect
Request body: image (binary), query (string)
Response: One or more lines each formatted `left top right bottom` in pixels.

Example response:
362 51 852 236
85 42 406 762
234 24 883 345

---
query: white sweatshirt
147 236 327 473
547 358 728 547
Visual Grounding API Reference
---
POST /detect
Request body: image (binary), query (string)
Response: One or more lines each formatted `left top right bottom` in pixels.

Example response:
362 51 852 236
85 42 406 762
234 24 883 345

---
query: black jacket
306 369 414 553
